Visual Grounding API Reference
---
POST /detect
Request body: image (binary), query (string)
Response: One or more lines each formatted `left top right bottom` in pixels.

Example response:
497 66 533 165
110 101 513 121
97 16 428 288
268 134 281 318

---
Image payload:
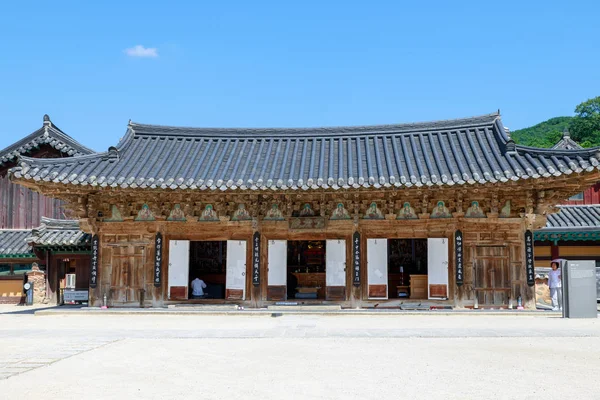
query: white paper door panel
428 238 449 299
367 238 388 299
226 240 247 299
268 240 287 286
326 240 346 287
168 240 190 299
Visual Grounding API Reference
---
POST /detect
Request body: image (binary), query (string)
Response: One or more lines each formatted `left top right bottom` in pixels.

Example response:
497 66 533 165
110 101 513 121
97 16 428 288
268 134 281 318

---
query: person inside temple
191 276 208 299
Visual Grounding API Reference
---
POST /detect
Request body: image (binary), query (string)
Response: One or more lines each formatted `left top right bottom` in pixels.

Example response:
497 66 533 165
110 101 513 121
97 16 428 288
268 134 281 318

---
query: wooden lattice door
110 245 146 305
473 246 510 306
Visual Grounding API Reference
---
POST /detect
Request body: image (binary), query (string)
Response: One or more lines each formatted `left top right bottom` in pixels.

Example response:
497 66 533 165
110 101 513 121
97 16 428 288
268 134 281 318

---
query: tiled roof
0 115 94 167
0 230 34 257
10 112 600 191
552 130 583 150
28 218 91 248
542 205 600 230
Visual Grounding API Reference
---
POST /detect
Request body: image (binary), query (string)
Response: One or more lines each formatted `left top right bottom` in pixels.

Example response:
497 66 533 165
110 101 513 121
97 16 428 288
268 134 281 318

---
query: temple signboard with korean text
252 232 260 286
353 232 361 287
89 235 99 288
525 230 535 286
455 230 463 286
154 233 163 287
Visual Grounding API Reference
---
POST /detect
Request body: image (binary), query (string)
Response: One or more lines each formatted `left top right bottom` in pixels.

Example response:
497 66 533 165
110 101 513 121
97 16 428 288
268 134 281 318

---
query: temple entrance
167 240 247 301
189 241 226 299
287 240 326 300
267 239 347 301
367 238 449 300
109 245 147 305
473 246 511 307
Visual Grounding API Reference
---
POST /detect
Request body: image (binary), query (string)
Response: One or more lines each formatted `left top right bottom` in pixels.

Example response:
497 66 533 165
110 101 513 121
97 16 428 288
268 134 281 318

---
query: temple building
9 112 600 309
0 116 92 304
533 131 600 272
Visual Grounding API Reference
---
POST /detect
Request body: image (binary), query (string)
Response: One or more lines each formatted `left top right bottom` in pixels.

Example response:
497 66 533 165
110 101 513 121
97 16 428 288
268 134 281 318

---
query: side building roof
0 230 35 259
0 218 89 259
552 129 583 151
543 205 600 230
0 114 94 168
535 205 600 243
28 217 91 249
10 112 600 191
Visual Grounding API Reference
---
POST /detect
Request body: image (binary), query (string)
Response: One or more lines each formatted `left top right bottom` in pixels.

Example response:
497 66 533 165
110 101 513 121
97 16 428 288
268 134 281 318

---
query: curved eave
9 112 600 192
0 126 95 167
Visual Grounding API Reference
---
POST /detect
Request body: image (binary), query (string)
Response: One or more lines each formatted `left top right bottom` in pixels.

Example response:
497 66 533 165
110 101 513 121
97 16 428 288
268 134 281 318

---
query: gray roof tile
10 113 600 191
0 115 94 167
542 205 600 230
0 230 34 257
552 130 583 150
28 218 90 247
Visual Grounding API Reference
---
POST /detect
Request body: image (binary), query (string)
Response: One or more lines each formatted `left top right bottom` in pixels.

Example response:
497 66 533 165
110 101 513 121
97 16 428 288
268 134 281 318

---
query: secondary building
0 115 93 304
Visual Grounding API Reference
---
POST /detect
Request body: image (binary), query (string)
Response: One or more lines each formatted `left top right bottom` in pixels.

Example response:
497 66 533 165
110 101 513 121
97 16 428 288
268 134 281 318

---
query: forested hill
510 96 600 148
511 117 573 148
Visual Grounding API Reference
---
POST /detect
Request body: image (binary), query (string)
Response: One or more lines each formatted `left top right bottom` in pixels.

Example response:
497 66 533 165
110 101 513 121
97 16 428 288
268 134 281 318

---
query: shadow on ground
0 305 80 315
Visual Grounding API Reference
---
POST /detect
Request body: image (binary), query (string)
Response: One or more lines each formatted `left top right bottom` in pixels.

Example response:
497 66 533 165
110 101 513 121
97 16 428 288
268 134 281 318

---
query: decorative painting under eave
10 112 600 192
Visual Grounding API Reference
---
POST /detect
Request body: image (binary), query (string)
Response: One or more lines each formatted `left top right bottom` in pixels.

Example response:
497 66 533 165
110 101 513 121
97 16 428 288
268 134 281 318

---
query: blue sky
1 1 599 152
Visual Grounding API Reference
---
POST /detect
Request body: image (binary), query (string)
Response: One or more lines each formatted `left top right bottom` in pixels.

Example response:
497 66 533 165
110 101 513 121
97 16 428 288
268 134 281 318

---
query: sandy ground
0 313 598 399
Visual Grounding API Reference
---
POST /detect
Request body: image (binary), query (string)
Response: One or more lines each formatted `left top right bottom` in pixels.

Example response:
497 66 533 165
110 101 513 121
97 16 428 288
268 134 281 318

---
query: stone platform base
0 296 24 305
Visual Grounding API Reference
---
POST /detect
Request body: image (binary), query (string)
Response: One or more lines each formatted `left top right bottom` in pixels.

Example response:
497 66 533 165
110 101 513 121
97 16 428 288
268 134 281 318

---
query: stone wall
26 264 47 304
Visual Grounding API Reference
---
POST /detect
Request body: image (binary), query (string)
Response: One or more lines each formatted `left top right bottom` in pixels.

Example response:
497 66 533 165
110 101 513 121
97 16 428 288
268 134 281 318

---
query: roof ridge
0 118 94 166
129 112 501 137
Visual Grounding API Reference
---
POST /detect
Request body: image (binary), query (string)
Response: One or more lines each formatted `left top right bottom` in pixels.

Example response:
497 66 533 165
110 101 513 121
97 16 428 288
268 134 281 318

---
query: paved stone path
0 311 599 398
0 338 117 380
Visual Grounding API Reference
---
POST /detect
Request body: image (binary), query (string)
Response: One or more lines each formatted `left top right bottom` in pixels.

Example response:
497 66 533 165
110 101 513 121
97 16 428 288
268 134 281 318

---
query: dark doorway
388 239 428 299
189 241 227 299
287 240 326 300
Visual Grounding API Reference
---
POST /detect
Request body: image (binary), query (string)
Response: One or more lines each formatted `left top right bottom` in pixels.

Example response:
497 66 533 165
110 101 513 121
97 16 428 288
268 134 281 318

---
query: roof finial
505 138 517 154
563 127 570 138
43 114 51 126
107 146 119 160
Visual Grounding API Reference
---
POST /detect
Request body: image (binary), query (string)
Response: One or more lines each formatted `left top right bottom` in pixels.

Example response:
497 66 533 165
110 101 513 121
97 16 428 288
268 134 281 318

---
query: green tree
570 96 600 147
511 116 572 148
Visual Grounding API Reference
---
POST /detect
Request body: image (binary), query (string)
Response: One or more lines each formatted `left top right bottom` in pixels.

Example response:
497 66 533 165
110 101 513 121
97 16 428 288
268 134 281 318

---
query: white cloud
124 45 158 58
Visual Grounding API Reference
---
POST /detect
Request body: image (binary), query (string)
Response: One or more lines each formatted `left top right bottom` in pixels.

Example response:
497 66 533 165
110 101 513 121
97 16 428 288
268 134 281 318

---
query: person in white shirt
191 277 207 299
548 261 562 311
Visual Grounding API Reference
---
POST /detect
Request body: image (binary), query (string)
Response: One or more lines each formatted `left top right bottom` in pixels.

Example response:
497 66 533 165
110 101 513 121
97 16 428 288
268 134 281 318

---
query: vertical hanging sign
525 230 535 286
89 235 99 288
252 232 260 286
154 233 163 288
455 230 463 286
353 231 361 287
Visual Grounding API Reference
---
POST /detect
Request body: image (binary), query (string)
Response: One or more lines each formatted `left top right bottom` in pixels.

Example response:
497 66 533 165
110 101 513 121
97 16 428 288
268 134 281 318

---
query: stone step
267 305 342 311
167 304 240 311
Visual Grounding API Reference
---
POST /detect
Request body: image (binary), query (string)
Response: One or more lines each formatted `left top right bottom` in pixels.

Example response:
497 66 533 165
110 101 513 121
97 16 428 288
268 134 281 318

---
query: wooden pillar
46 252 59 305
551 242 559 260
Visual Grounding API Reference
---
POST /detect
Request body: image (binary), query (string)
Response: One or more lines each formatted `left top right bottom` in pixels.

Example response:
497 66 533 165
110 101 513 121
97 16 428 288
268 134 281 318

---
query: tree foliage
511 117 572 148
511 96 600 148
570 96 600 148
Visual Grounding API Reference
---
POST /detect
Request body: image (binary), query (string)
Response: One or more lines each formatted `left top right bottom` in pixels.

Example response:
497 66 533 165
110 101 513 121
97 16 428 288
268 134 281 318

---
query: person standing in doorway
548 261 562 311
191 277 207 299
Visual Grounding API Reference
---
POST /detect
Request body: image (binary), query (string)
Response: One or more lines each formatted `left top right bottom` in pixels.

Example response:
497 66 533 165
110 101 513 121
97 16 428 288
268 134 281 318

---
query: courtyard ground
0 306 598 399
